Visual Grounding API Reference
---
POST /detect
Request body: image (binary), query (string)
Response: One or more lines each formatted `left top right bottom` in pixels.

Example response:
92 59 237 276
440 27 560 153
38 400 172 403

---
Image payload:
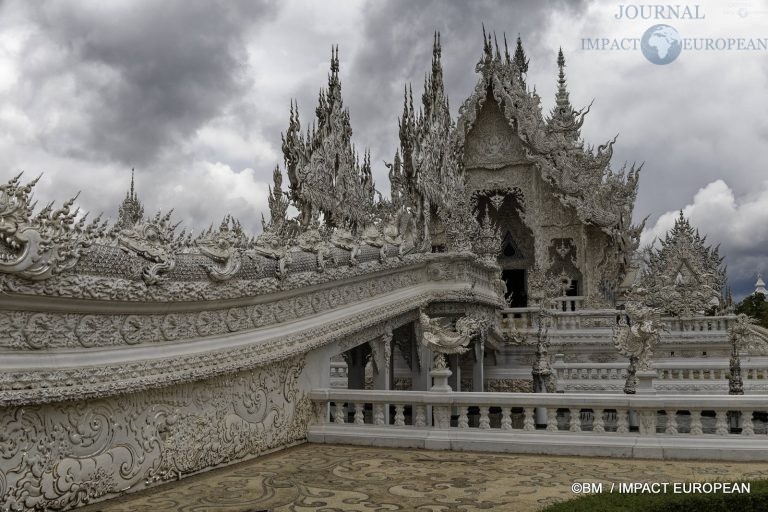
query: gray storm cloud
0 0 764 297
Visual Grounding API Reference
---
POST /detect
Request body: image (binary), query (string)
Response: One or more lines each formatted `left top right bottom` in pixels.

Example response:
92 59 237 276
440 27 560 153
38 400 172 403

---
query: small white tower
756 273 767 298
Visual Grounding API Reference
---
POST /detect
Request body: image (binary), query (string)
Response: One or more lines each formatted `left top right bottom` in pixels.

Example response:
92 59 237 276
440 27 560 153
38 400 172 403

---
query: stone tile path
84 443 768 511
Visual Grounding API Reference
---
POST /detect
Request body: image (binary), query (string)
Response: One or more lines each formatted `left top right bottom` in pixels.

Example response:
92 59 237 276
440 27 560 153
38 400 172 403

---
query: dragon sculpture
0 173 107 281
117 210 182 285
195 215 250 282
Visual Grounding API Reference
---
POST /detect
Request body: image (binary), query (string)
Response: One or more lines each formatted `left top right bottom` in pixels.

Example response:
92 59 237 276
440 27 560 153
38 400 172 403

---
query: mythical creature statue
419 311 484 370
0 174 107 280
727 313 768 395
252 229 292 280
361 224 387 262
330 228 359 265
118 210 182 285
522 265 565 391
296 226 331 272
613 302 666 393
195 215 250 282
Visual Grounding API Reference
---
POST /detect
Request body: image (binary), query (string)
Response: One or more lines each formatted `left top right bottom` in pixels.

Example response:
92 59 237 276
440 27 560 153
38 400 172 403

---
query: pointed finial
129 168 135 198
482 24 492 58
557 47 565 69
514 35 529 74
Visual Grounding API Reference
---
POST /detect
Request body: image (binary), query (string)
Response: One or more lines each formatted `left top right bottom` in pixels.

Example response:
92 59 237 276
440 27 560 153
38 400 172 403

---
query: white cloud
642 179 768 297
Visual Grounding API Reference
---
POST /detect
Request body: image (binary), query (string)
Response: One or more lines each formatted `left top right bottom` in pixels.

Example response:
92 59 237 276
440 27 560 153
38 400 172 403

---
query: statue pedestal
430 368 453 392
635 369 657 395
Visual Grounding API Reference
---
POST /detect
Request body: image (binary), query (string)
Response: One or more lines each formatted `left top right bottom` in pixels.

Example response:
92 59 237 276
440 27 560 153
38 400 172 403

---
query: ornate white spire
635 211 726 315
756 273 767 296
547 48 581 141
281 46 375 232
115 169 144 231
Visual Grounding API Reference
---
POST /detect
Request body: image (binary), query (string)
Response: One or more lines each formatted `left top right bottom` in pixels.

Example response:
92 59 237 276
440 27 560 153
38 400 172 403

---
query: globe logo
641 24 682 65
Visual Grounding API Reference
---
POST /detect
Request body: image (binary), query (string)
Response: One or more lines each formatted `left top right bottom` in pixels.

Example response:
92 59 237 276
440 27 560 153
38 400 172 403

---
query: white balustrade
551 357 768 393
311 389 768 460
311 389 768 436
499 310 736 341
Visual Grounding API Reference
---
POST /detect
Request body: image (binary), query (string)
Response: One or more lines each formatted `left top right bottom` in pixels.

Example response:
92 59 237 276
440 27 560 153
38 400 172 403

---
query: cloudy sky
0 0 765 297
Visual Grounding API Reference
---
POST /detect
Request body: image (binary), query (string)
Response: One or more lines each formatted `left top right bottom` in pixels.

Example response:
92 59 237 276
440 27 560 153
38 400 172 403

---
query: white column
371 331 393 424
472 338 485 392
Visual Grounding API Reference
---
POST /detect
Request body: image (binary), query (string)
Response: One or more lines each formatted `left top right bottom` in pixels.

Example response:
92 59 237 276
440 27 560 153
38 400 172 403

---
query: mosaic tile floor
84 443 768 511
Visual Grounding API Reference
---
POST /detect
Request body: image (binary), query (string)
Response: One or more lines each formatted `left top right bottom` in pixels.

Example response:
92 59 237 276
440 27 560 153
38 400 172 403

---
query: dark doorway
502 269 527 307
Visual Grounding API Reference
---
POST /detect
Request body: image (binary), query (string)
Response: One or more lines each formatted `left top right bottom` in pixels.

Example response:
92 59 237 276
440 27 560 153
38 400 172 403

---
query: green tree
735 292 768 328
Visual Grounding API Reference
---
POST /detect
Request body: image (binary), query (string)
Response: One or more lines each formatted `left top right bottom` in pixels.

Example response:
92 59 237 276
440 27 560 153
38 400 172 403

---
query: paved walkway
85 444 768 511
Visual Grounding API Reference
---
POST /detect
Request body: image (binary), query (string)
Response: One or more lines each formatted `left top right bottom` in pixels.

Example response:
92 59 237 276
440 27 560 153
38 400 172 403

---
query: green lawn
542 479 768 511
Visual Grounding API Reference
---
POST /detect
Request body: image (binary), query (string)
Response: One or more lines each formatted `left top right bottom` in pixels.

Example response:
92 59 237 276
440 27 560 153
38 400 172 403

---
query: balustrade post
414 405 427 428
715 410 729 435
394 404 405 426
334 402 346 424
569 408 581 432
458 407 469 429
354 403 365 425
523 407 536 431
373 403 386 426
546 408 559 432
664 410 678 435
433 406 451 429
501 407 512 430
616 409 629 434
742 410 755 436
479 407 491 429
593 408 605 433
690 410 703 435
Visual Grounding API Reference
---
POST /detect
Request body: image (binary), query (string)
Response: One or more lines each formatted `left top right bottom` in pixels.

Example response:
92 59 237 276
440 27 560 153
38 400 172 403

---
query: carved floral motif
0 357 310 511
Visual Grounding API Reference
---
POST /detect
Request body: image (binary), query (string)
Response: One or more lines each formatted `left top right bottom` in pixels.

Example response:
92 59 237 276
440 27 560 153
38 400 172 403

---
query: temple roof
756 273 767 296
454 31 641 238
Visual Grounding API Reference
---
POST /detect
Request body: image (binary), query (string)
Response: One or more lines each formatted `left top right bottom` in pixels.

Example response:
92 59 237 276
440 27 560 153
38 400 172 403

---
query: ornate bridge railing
499 310 735 342
309 389 768 461
0 251 504 511
552 356 768 393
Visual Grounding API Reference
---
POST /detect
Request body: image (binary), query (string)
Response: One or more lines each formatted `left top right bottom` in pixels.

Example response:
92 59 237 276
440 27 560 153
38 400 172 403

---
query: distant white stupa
756 273 767 298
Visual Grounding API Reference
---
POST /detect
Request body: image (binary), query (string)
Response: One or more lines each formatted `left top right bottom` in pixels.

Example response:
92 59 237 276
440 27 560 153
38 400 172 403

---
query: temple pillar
472 338 485 392
345 344 367 390
412 338 432 391
448 354 461 391
409 320 433 426
371 331 393 391
371 331 393 424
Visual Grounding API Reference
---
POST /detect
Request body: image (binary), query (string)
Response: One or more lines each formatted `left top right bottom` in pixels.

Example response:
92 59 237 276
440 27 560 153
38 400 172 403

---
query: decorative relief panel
0 267 431 350
463 96 526 169
1 251 423 303
0 356 311 511
3 287 501 406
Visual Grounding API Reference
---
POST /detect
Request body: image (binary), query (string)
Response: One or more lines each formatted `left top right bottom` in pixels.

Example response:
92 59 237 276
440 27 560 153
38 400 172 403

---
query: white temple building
2 31 768 511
